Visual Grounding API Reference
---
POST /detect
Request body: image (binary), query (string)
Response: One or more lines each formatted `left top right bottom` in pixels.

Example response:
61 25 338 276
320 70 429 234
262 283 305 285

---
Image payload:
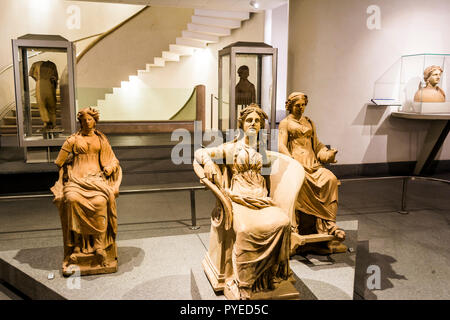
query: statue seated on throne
51 108 122 276
194 104 305 300
279 92 347 255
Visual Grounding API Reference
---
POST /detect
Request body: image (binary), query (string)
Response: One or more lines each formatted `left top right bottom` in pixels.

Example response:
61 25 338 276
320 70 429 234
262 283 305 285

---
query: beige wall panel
76 6 194 89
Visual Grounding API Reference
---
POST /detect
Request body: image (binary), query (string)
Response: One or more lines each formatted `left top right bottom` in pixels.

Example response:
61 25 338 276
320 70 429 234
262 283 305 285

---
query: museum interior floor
0 134 449 300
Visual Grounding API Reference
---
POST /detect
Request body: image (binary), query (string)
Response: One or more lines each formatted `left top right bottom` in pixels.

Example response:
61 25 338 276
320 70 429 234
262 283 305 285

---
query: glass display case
11 34 76 158
218 42 278 131
372 53 450 113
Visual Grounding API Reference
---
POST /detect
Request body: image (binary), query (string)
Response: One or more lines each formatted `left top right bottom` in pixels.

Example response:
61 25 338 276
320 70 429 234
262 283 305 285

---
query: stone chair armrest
193 159 233 230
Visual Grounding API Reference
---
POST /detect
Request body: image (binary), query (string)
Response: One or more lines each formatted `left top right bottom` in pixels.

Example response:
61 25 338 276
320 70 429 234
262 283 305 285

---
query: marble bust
414 65 446 102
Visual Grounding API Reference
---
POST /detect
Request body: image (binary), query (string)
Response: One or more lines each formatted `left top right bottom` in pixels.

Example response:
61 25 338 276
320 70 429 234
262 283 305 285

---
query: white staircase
95 9 250 121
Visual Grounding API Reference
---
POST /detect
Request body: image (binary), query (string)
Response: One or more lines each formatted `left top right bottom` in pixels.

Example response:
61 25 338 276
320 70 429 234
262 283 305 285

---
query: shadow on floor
354 240 407 300
12 246 145 280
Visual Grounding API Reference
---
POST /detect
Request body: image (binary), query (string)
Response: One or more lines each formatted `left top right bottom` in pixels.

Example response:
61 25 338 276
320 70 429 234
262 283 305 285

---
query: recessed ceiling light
249 0 260 9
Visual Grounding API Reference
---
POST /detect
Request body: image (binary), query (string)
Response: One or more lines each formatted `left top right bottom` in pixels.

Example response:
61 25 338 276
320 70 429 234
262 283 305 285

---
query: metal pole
398 177 409 214
210 93 214 130
189 189 200 230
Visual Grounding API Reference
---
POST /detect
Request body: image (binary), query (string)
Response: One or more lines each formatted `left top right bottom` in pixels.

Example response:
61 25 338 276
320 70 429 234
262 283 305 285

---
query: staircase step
175 37 207 49
169 44 195 56
181 31 219 43
3 117 62 125
153 57 166 67
191 16 241 29
194 9 250 21
187 23 231 36
12 109 62 117
0 124 61 134
162 51 180 62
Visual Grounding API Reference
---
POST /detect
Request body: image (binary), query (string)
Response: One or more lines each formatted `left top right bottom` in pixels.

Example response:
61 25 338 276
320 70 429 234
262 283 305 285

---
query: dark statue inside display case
218 42 278 131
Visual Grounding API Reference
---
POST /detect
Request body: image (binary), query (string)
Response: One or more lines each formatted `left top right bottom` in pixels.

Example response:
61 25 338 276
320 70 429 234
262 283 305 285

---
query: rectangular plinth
0 221 357 300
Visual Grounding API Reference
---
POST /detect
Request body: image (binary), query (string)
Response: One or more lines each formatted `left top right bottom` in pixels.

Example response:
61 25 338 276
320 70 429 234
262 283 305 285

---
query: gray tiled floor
0 174 449 300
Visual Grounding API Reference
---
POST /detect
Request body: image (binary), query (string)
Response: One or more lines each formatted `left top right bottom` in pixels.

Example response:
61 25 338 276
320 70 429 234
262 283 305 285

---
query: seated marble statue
278 92 346 253
414 65 446 102
195 104 295 300
51 107 122 276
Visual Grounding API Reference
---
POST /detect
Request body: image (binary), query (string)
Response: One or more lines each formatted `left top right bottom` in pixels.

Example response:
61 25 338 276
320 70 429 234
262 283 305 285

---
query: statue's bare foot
95 249 107 266
68 253 78 264
334 229 346 241
239 287 252 300
73 246 81 254
225 278 251 300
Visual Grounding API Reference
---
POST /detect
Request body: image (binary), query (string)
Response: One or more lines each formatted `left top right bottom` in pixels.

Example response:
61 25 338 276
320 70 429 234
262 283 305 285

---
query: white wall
266 3 289 116
288 0 450 165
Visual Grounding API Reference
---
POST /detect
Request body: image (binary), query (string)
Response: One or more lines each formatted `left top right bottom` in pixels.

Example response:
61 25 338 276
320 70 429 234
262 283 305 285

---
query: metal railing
0 175 448 234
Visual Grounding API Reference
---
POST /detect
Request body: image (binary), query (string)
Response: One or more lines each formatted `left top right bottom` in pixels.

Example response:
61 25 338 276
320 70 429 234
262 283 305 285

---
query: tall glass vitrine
218 42 278 131
12 34 76 161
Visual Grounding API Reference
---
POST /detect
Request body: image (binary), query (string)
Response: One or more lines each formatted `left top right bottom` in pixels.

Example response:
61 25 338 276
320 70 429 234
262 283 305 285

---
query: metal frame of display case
11 35 77 151
218 42 278 131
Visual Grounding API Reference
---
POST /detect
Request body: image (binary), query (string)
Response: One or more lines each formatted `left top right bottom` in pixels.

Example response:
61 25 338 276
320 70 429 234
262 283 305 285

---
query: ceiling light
250 0 260 9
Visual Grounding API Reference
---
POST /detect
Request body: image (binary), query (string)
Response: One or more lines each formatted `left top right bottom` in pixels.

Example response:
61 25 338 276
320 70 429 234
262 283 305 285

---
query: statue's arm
194 144 228 182
278 120 292 157
54 137 74 168
310 119 337 164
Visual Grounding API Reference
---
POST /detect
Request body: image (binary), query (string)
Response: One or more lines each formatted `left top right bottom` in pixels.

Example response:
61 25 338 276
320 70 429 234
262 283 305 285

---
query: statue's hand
203 160 219 182
103 166 114 176
318 148 338 164
327 148 338 164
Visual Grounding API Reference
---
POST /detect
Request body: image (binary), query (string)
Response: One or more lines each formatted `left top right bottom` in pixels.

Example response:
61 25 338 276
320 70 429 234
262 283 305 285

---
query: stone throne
193 150 305 299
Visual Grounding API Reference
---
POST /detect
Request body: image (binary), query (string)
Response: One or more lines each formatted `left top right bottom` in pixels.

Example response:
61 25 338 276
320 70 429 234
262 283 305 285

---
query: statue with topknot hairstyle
279 92 347 255
51 107 122 276
414 65 446 102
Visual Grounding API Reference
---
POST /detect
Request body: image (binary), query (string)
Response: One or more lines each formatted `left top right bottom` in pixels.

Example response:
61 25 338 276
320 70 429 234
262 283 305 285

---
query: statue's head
286 92 308 116
77 107 99 130
238 103 267 136
423 65 443 87
237 65 250 79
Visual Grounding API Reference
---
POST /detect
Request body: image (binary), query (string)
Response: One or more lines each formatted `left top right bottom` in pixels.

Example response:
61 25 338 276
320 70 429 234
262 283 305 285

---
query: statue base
223 278 300 300
62 245 118 277
0 224 357 299
290 211 348 255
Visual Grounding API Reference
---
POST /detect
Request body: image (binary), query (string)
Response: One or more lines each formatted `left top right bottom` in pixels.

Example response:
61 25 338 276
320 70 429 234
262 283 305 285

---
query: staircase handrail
0 6 148 124
0 89 36 122
76 6 149 62
0 51 42 76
